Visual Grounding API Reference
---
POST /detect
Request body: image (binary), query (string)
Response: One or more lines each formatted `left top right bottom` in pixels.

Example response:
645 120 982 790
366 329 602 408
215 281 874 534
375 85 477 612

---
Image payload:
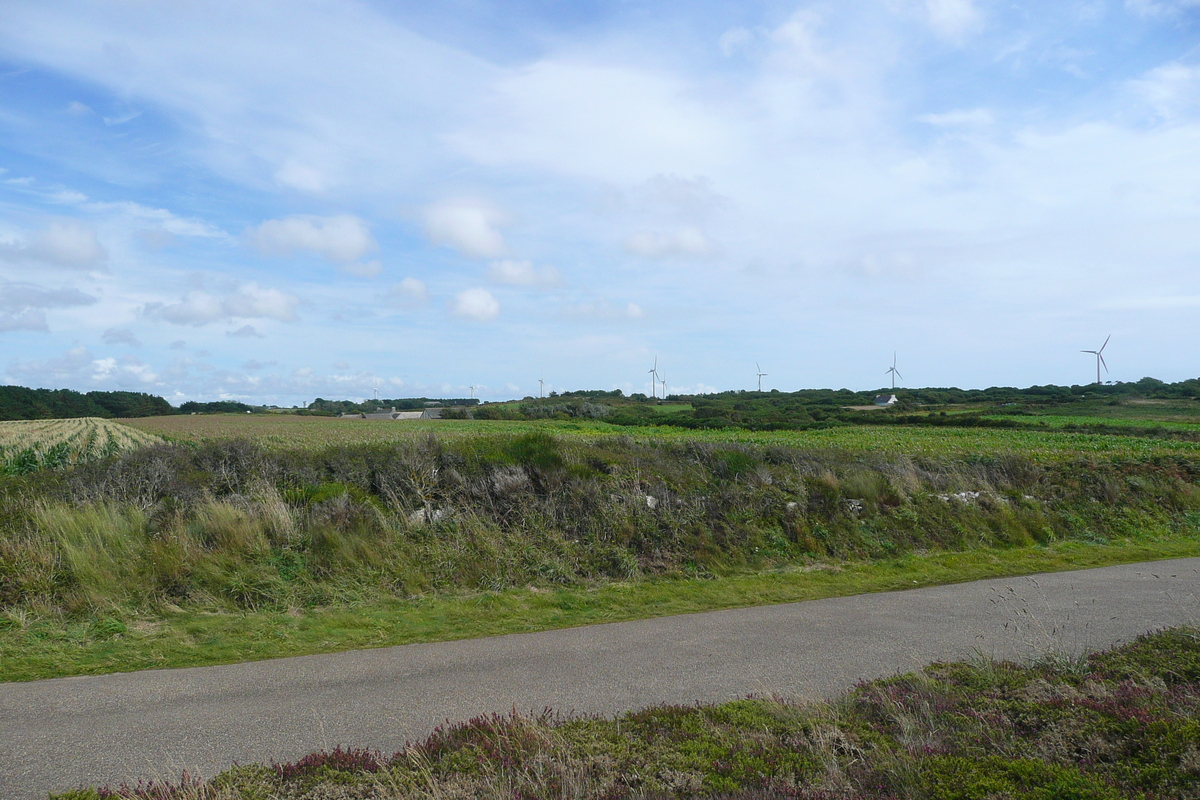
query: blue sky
0 0 1197 404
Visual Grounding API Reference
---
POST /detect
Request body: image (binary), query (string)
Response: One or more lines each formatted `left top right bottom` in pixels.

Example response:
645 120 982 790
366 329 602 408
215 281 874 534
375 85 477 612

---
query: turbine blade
1099 353 1108 371
896 370 903 380
1100 334 1110 353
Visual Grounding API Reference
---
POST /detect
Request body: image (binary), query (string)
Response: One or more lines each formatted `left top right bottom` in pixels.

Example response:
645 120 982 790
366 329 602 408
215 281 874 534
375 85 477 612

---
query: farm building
340 407 444 420
874 394 897 406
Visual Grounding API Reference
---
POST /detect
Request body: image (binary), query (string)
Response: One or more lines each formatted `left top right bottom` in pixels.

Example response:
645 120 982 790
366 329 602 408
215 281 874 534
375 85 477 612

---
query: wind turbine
372 376 379 402
469 384 475 400
659 373 666 399
885 352 902 390
648 356 659 399
538 378 544 398
756 362 767 392
1081 335 1111 385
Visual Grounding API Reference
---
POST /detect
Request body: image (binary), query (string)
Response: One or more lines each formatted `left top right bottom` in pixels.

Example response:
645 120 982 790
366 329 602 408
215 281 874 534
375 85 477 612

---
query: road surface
2 558 1197 799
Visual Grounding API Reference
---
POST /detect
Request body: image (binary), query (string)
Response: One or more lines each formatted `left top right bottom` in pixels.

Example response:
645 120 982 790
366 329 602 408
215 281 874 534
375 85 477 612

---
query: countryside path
3 558 1199 799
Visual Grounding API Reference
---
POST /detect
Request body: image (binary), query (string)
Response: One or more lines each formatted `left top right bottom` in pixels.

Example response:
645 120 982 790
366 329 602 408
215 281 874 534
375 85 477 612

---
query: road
2 558 1198 799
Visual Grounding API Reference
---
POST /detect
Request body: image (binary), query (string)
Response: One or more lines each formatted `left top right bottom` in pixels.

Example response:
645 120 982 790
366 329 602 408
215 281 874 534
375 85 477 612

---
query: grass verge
5 537 1199 682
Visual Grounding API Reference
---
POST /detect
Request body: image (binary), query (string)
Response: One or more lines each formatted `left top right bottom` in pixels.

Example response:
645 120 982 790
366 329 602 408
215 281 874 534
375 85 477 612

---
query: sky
0 0 1198 405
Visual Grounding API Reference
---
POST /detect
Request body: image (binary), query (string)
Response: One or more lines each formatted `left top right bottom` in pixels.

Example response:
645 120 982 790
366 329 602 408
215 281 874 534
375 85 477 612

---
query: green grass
5 537 1199 682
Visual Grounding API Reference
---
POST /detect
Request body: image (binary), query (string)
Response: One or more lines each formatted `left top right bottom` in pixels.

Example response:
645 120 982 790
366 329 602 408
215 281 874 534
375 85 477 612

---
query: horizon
5 372 1196 410
1 2 1198 406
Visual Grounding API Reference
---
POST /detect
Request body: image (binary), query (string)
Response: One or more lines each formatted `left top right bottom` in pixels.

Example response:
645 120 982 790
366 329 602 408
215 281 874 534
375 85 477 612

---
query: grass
5 537 1199 682
53 625 1200 799
3 417 1199 682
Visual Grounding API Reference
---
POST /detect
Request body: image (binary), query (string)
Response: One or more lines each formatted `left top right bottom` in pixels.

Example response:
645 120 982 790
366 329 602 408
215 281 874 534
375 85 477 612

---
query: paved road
3 559 1198 799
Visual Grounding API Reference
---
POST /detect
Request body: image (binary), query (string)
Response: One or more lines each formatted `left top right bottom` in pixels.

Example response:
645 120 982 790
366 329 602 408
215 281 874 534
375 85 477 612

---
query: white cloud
66 101 93 115
1129 63 1200 123
102 328 141 346
383 277 429 308
245 214 377 264
422 198 508 259
0 219 107 269
626 302 644 319
0 282 97 332
450 287 499 321
274 161 327 192
227 324 264 338
486 259 561 287
143 283 299 326
925 0 983 43
8 346 158 387
623 227 717 258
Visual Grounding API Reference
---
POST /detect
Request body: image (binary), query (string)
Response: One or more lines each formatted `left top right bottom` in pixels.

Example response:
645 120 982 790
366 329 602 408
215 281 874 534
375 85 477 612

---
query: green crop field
125 412 1200 462
0 417 162 473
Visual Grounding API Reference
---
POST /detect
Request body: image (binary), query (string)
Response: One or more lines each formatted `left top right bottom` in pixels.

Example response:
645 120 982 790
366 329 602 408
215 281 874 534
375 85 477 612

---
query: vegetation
0 418 161 474
0 385 174 420
54 626 1200 799
3 422 1200 679
4 539 1197 682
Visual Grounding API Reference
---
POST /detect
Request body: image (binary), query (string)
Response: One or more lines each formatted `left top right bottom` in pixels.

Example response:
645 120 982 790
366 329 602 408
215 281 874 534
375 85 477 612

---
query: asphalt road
3 558 1198 799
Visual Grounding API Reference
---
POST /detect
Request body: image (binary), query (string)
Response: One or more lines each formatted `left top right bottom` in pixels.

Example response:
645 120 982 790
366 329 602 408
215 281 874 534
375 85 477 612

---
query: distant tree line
299 397 480 416
0 386 174 420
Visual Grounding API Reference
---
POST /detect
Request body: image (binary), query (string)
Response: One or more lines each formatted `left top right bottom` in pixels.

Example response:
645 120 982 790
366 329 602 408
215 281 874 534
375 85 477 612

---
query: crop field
124 412 1200 462
0 417 161 473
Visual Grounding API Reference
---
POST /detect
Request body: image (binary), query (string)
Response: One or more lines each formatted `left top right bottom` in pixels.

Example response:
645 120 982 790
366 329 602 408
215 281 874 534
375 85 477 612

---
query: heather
56 626 1200 800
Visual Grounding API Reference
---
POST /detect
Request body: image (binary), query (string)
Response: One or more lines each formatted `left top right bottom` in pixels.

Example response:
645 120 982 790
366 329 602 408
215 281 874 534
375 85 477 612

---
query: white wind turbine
373 376 380 402
538 378 545 398
659 372 667 399
756 362 767 392
1081 335 1111 385
648 356 659 399
885 352 902 390
469 384 475 400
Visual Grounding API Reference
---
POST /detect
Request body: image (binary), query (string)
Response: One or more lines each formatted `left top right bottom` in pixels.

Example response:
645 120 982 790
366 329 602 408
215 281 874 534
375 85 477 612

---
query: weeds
2 434 1198 622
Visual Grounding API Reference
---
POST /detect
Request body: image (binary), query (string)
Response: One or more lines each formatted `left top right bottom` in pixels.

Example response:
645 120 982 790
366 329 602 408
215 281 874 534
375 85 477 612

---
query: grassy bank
55 626 1200 799
4 539 1199 682
4 430 1200 680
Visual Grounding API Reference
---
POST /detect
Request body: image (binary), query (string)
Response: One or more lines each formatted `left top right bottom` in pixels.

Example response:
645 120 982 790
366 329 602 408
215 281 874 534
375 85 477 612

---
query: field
0 417 161 473
125 413 1200 462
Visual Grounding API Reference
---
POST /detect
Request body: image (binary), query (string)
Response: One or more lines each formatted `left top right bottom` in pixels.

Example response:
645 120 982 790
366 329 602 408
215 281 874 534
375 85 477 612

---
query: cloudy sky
0 0 1197 404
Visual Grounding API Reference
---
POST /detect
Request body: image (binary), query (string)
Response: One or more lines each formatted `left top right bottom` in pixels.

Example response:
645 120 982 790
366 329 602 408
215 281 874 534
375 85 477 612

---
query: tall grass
2 432 1199 620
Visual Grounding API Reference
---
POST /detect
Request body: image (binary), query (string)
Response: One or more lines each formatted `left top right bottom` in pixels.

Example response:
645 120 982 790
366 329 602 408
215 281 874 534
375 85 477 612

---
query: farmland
126 412 1200 462
0 417 161 474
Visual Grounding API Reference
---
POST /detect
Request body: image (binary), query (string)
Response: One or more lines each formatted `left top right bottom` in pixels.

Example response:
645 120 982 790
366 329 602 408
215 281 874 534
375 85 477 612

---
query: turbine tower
756 362 767 392
538 378 544 398
469 384 475 400
659 373 666 399
373 376 379 402
1081 335 1111 385
648 356 659 399
885 352 902 390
